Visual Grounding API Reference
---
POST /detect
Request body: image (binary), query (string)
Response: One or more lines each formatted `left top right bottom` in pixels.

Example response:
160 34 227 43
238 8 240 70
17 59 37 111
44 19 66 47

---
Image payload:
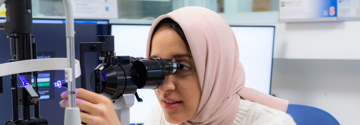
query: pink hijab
146 6 288 125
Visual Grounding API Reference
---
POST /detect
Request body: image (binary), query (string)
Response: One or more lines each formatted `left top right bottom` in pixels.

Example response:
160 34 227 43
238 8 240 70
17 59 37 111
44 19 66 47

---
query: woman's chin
164 114 186 124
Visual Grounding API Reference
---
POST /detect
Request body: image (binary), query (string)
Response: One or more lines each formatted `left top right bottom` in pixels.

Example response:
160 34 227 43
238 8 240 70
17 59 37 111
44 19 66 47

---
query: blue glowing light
18 75 31 87
102 72 107 81
54 80 62 89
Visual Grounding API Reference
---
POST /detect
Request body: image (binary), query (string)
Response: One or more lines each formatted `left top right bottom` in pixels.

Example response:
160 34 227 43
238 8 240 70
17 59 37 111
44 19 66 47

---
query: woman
60 6 295 125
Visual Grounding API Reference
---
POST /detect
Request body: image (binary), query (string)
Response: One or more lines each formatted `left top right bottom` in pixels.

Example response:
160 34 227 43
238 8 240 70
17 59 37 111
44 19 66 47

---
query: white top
144 99 296 125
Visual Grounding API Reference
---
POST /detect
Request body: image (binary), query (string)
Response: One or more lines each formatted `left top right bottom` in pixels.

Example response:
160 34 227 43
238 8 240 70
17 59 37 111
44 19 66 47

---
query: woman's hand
59 88 121 125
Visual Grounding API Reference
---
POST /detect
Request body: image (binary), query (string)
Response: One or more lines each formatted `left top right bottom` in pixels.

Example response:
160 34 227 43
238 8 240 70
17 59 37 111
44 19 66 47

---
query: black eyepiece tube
90 57 180 98
132 58 179 89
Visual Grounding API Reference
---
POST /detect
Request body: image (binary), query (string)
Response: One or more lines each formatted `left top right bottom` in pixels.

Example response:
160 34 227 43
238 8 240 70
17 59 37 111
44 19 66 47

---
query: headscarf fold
147 6 288 125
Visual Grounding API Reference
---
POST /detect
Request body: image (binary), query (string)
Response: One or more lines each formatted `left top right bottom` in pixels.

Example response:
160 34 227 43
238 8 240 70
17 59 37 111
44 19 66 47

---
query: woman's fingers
80 112 101 125
60 91 69 99
61 88 110 104
60 100 109 125
59 88 121 125
75 88 110 104
59 99 67 107
59 98 99 114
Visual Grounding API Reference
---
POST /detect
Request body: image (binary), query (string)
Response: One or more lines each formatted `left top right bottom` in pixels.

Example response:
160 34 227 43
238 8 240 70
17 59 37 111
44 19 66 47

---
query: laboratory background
0 0 359 125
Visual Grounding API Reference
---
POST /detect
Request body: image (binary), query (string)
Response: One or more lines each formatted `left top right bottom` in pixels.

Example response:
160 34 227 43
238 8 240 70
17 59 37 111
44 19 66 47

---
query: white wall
224 0 252 13
272 59 360 125
274 21 360 59
270 21 360 125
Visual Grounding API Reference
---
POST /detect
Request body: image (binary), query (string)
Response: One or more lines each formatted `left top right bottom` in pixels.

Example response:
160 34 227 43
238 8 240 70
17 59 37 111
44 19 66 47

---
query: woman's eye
179 64 190 71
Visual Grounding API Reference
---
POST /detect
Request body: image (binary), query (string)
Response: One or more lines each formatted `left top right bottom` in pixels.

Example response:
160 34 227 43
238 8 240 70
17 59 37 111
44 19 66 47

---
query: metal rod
33 72 39 118
64 0 76 108
32 38 40 118
0 77 3 93
11 74 18 120
67 37 76 107
63 0 81 124
22 103 30 120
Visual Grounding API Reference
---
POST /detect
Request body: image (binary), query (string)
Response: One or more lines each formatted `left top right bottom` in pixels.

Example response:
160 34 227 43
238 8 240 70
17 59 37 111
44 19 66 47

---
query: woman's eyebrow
149 54 192 59
173 54 192 59
149 55 160 59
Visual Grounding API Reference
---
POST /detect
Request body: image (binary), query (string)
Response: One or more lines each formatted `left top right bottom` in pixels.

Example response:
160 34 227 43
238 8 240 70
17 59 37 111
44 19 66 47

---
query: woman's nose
159 75 176 91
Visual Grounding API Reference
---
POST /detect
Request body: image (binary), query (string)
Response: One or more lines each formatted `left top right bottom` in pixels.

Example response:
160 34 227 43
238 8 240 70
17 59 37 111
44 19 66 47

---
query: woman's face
150 25 201 124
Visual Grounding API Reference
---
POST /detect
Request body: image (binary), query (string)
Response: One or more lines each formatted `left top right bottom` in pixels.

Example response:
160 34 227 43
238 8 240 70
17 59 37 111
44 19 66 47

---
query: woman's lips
162 98 183 109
